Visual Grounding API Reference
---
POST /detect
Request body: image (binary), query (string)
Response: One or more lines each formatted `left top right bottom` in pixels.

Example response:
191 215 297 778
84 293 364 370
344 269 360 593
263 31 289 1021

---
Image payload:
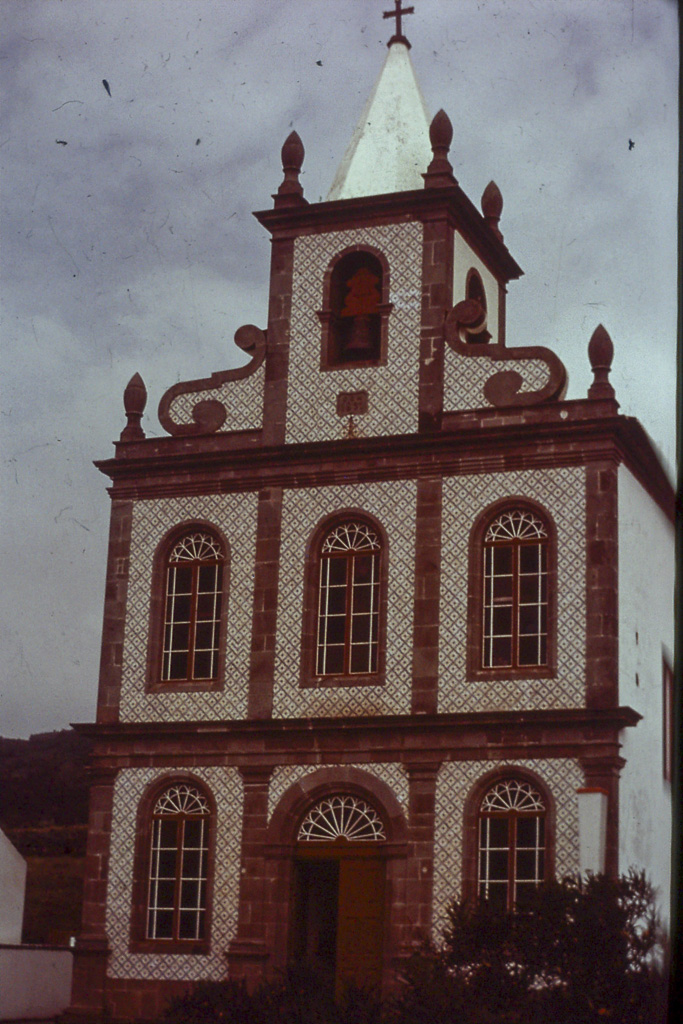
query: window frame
300 512 389 689
146 522 230 693
317 245 393 371
467 499 557 682
461 768 555 908
130 775 215 955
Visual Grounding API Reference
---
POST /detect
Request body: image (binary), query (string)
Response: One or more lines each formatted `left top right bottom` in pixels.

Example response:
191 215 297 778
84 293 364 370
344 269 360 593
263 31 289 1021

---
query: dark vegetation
0 729 90 943
163 872 668 1024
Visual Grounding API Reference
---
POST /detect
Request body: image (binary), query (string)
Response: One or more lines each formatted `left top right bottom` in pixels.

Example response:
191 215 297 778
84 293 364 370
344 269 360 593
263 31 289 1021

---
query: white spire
327 42 432 201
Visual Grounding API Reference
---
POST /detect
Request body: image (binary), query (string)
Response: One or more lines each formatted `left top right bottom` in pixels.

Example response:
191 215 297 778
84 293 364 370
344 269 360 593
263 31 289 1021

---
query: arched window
318 249 392 369
482 508 549 670
478 778 546 910
161 531 225 682
146 783 211 942
316 520 381 677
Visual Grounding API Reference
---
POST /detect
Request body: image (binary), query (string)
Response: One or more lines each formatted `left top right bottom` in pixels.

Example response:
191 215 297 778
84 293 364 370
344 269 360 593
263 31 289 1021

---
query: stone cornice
74 706 641 768
95 409 674 522
254 186 523 283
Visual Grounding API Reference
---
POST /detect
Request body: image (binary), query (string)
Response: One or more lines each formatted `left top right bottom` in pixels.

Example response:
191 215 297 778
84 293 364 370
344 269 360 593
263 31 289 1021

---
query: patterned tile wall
439 466 585 712
120 493 258 723
286 223 423 444
165 365 264 434
273 479 417 718
432 757 583 937
106 766 242 981
268 763 410 823
444 352 552 412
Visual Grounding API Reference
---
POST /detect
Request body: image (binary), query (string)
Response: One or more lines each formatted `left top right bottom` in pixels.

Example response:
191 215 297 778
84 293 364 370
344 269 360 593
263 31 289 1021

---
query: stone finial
274 131 307 207
424 109 456 188
481 180 503 240
587 324 615 400
121 372 147 441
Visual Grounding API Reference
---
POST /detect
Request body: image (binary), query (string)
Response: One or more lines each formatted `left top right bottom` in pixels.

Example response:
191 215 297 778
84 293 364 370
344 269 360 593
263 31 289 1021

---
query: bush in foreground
163 871 667 1024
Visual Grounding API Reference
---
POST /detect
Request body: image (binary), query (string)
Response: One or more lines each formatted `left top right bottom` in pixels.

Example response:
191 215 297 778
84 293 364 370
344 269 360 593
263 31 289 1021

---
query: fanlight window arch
482 508 549 670
316 520 381 677
147 783 210 942
298 794 386 842
162 530 225 682
478 778 546 911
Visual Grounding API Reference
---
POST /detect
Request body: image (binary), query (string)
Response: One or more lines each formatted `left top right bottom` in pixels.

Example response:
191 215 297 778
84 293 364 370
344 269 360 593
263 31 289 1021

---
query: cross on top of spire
383 1 415 49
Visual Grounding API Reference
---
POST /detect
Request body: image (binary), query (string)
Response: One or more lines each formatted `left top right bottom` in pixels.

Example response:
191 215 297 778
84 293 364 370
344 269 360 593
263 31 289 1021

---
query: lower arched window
478 778 546 910
146 783 210 942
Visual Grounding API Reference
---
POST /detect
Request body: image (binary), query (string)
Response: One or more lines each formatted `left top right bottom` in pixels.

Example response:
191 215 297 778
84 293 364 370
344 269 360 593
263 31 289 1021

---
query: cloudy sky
1 0 677 738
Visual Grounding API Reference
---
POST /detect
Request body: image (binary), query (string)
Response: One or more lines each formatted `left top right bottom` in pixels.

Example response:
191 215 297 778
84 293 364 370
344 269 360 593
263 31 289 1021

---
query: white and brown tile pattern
273 479 417 718
287 223 423 444
439 466 585 712
106 766 242 981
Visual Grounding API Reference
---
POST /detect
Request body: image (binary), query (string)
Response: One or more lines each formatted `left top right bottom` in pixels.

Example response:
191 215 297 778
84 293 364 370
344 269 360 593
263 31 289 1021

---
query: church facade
67 25 674 1024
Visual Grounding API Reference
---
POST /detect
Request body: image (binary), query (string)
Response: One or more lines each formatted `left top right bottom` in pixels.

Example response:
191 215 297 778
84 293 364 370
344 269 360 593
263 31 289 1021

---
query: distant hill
0 729 90 838
0 729 91 942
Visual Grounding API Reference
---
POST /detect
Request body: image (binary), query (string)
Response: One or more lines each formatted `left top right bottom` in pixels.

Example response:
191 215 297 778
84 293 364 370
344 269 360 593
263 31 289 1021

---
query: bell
344 315 374 358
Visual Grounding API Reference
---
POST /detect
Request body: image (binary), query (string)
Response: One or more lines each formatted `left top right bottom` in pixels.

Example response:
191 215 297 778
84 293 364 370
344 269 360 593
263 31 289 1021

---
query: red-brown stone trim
158 326 266 437
411 478 442 713
227 767 273 985
247 486 283 718
403 762 441 943
262 237 296 446
445 303 567 407
579 755 625 877
299 509 389 689
145 520 231 694
466 496 558 683
67 767 117 1020
96 500 133 724
317 244 393 371
461 764 557 904
76 705 641 769
129 772 217 955
418 214 453 431
585 462 619 708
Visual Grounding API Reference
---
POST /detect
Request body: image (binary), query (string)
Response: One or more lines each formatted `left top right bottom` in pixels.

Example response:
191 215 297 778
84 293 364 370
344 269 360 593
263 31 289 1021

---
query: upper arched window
316 521 381 677
467 502 556 680
318 249 392 369
482 509 548 670
161 530 225 683
146 782 211 943
478 778 546 910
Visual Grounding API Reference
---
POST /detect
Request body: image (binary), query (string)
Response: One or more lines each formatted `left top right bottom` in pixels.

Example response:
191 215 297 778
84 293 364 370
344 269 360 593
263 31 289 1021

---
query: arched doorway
290 794 387 996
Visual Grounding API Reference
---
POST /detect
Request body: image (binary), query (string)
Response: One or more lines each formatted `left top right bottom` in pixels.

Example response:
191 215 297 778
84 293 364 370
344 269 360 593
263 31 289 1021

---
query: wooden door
335 856 385 995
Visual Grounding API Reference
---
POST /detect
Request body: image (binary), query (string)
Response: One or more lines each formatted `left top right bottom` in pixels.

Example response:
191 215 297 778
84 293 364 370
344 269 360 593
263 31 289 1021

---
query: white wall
0 946 73 1021
453 232 501 344
617 465 674 925
0 831 25 945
